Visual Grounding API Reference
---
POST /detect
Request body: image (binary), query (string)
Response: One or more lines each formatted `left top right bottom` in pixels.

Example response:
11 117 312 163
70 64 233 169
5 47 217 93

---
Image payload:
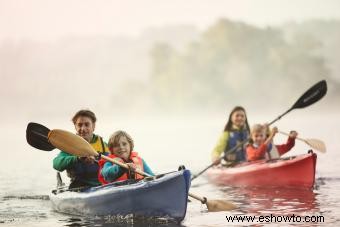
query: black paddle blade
292 80 327 109
26 122 55 151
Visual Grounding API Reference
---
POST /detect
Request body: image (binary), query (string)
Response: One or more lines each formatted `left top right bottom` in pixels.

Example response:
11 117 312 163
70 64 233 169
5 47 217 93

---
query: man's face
74 116 95 142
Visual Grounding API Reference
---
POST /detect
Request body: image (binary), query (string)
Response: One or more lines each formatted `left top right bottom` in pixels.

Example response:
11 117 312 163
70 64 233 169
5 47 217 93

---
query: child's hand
289 130 298 138
126 163 137 171
271 126 278 136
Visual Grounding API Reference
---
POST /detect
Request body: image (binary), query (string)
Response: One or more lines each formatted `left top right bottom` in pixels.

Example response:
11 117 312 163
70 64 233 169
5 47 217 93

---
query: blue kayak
50 169 191 223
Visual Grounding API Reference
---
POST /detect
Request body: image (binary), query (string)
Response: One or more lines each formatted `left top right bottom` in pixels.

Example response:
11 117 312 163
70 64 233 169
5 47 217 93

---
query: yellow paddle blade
48 129 97 157
279 131 326 154
304 138 327 153
206 199 237 212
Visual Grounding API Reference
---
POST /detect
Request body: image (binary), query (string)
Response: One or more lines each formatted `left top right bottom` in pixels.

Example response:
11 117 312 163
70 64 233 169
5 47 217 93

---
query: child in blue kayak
211 106 250 164
98 130 154 184
246 124 297 161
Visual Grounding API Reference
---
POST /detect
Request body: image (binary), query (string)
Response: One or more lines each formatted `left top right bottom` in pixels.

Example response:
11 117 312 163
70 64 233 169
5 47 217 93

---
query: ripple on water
0 194 51 226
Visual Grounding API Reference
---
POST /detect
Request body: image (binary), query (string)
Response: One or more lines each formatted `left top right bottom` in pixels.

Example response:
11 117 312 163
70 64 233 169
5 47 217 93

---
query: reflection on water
225 186 319 215
59 215 184 227
2 195 50 201
1 172 339 226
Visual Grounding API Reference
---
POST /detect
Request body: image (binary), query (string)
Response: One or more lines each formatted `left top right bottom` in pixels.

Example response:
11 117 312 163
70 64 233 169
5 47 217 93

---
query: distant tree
148 19 336 112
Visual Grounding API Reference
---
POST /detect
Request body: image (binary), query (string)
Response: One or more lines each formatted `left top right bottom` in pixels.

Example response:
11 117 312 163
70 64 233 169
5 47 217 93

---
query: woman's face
231 110 246 128
112 136 131 161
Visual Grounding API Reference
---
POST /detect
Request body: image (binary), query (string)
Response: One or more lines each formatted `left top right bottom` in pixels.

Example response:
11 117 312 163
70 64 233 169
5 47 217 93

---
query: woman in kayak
211 106 250 165
98 130 154 184
246 124 297 161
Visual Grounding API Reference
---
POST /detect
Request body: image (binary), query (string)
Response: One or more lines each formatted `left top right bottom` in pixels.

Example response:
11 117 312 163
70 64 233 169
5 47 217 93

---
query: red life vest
98 151 144 185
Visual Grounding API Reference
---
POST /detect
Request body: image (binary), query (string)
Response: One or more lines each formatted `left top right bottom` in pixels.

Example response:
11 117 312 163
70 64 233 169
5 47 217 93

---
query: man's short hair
72 109 97 124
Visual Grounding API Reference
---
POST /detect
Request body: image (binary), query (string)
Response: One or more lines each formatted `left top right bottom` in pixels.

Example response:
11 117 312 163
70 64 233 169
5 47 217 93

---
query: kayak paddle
278 131 326 153
26 122 55 151
191 80 327 181
26 123 237 211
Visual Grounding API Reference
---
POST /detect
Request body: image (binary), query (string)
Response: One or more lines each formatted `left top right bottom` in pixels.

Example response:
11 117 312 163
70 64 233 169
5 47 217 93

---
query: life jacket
98 151 144 185
247 143 279 161
91 134 109 153
225 128 249 162
67 135 108 184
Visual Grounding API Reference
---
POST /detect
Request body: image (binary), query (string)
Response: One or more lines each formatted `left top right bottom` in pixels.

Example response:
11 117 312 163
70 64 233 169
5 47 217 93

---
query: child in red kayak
246 124 297 161
211 106 250 164
98 130 154 184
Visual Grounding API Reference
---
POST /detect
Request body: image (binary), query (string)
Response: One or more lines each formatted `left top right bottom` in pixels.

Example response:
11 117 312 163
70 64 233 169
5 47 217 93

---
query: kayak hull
207 153 316 188
50 170 191 222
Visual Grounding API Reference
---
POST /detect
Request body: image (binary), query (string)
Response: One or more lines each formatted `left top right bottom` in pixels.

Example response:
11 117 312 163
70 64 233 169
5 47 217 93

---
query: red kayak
207 152 317 188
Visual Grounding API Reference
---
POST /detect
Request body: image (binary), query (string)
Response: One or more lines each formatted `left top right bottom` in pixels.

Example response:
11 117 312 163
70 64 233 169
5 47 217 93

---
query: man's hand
78 156 95 164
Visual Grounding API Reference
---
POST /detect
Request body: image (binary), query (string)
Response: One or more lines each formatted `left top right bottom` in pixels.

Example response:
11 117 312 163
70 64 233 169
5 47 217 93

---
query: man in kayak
98 130 154 184
53 109 109 189
246 124 297 161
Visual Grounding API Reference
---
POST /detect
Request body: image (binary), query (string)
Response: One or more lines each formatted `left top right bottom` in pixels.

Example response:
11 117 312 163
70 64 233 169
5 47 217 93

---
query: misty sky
1 0 340 41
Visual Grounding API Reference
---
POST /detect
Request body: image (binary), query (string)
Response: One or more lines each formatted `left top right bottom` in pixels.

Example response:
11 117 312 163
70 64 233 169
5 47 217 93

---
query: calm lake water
1 112 339 226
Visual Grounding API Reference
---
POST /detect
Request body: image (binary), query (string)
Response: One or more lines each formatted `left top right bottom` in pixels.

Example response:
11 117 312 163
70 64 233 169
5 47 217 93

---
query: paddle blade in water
48 129 98 157
26 122 55 151
304 138 327 153
292 80 327 109
206 199 237 212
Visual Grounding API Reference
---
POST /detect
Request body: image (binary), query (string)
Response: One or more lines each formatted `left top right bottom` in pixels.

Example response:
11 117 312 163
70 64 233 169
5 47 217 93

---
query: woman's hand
213 158 221 165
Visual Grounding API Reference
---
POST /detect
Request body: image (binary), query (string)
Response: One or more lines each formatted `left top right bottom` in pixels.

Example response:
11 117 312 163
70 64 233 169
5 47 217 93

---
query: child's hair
251 124 266 135
108 130 134 152
224 106 250 131
249 124 266 144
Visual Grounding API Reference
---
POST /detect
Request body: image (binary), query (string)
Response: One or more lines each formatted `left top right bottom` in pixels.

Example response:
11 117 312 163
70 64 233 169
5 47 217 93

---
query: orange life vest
98 151 144 185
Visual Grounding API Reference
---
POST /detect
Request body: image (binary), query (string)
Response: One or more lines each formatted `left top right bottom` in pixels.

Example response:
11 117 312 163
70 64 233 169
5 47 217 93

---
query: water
1 113 339 226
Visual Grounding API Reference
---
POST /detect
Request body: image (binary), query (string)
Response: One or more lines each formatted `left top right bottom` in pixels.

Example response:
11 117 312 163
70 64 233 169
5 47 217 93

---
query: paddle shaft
191 140 247 180
267 108 293 126
188 192 207 204
278 131 304 142
191 163 215 181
